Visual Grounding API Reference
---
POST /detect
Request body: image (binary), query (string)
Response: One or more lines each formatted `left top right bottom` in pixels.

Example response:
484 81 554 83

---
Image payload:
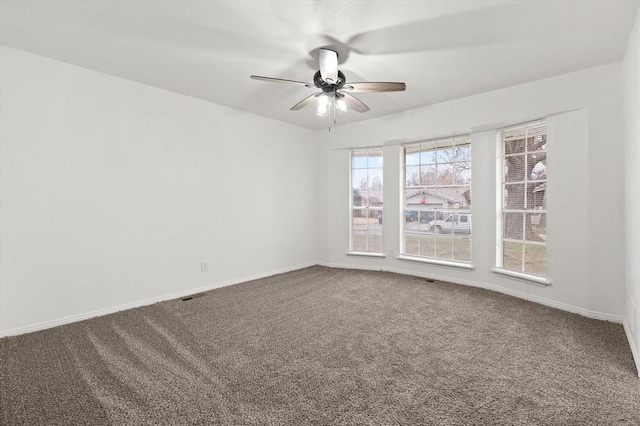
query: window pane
524 243 546 276
405 145 420 166
527 182 544 209
366 194 382 210
527 135 547 152
454 145 472 162
420 149 436 164
357 194 372 210
368 168 383 190
504 155 526 182
503 241 523 271
453 237 472 262
437 147 455 163
405 209 419 223
406 166 420 187
453 163 472 184
425 186 469 209
352 209 367 229
504 183 525 209
405 234 420 256
437 163 454 184
436 233 453 259
531 161 546 181
504 212 524 240
367 232 383 254
368 152 383 168
419 234 436 258
505 138 526 155
352 188 364 209
352 230 367 252
351 208 368 252
421 165 437 185
352 153 367 169
418 211 433 224
526 213 546 242
352 169 368 191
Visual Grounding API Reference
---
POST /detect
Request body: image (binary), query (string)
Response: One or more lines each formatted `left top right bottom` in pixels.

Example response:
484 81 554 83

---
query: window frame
495 120 551 286
400 135 472 267
348 147 385 257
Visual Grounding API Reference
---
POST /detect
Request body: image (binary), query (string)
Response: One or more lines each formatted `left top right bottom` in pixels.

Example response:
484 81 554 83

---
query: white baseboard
0 262 317 338
318 261 624 324
1 261 628 342
623 321 640 378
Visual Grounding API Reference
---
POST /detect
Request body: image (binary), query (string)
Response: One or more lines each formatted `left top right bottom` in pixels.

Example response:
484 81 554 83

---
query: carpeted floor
1 266 639 425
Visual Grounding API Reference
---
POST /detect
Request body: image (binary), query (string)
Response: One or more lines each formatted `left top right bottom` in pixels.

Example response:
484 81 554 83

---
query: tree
352 189 362 207
503 134 546 242
406 163 470 187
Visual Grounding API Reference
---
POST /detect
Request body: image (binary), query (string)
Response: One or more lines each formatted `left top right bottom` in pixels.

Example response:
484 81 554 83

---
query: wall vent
181 292 207 302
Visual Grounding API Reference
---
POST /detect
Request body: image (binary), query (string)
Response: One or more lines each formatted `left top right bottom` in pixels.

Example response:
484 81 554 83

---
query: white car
428 214 472 234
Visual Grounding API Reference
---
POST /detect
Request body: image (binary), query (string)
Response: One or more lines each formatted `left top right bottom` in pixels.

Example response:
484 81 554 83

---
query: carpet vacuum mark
1 266 639 425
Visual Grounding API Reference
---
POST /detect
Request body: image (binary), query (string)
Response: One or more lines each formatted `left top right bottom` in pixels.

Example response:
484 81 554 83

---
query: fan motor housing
314 70 346 93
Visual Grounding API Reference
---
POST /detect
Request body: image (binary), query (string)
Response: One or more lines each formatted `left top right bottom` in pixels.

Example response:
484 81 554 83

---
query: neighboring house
405 188 471 210
353 187 472 218
352 187 383 217
531 183 546 209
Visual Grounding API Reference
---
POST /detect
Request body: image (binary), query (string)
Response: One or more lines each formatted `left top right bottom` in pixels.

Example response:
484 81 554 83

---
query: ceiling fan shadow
346 2 552 55
47 2 298 60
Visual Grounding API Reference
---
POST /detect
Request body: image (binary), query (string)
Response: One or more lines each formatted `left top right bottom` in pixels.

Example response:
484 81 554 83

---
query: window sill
347 251 386 259
397 255 474 270
492 268 551 287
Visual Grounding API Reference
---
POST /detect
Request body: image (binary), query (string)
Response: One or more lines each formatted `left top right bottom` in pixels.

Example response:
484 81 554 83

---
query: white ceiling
1 1 638 130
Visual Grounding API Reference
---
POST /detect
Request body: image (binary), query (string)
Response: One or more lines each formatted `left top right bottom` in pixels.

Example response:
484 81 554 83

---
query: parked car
427 213 472 234
378 210 419 224
419 211 445 223
406 210 419 222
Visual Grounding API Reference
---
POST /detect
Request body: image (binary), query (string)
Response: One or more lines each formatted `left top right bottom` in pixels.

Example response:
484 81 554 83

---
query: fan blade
342 82 406 93
319 49 338 84
250 75 315 88
341 93 370 113
290 93 320 111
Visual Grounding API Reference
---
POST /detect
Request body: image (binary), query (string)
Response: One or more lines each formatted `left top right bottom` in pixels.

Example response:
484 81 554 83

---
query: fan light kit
250 48 406 128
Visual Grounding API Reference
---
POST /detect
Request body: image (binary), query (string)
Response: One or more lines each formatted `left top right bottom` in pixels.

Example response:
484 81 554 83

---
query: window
350 148 383 254
402 136 471 263
499 121 547 278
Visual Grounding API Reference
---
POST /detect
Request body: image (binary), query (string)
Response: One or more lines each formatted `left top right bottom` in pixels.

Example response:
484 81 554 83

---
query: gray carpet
1 266 639 425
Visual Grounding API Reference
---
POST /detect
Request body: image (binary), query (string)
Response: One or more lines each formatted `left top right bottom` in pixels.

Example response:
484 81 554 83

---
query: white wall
318 63 625 321
622 9 640 376
0 38 633 361
0 46 318 336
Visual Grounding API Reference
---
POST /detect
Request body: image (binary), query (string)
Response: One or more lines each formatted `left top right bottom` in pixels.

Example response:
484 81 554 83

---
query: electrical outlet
201 261 208 272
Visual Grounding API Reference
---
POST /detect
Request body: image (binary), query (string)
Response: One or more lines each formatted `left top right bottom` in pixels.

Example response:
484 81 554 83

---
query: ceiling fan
250 48 405 116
